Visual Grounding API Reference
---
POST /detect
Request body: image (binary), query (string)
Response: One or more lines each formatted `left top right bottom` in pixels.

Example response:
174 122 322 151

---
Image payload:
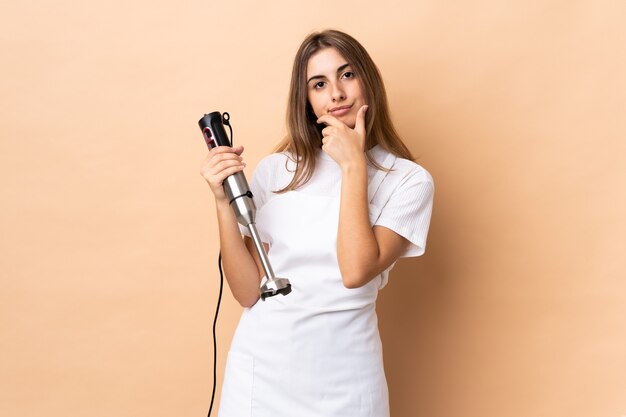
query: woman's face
306 47 366 129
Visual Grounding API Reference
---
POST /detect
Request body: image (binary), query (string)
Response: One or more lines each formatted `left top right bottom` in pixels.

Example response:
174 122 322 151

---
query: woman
201 29 434 417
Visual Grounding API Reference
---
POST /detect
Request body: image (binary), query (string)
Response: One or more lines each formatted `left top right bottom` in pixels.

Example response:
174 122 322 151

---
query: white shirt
240 144 435 288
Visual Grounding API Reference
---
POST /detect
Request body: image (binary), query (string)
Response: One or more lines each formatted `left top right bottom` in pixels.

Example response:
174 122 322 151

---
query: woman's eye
314 81 325 89
342 71 354 79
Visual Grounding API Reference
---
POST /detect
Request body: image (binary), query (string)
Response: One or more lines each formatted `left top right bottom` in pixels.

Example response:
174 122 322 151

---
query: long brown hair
274 29 415 192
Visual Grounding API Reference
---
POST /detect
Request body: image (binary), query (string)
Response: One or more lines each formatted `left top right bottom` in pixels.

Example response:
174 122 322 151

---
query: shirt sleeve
374 169 434 258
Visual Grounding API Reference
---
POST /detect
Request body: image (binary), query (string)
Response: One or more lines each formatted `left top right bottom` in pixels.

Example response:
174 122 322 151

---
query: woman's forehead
306 47 350 77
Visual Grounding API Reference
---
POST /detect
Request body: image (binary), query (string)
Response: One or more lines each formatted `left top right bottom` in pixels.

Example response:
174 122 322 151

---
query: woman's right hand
200 145 246 202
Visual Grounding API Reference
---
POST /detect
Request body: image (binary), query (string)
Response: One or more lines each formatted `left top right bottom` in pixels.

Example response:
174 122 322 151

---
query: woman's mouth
329 105 352 117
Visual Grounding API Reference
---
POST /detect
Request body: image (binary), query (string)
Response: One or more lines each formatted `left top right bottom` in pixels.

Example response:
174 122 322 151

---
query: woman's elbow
235 292 260 308
341 272 371 289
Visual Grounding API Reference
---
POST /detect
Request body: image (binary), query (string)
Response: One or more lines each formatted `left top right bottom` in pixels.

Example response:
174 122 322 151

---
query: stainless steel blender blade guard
260 278 292 300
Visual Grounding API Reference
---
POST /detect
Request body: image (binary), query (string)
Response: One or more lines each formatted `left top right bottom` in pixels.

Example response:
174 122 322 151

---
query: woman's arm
336 160 410 288
318 106 410 288
214 199 265 306
201 145 263 307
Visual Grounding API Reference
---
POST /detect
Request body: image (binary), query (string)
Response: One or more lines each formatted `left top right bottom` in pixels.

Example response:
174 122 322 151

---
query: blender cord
207 113 232 417
207 253 224 417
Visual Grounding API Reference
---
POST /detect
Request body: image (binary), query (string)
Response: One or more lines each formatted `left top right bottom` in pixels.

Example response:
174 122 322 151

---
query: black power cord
206 253 224 417
206 114 233 417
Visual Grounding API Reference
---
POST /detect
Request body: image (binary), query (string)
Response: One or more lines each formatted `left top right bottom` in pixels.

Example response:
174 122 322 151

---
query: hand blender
199 112 292 300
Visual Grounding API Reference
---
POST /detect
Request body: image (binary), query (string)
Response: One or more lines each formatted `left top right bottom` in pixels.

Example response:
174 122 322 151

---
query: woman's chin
339 114 357 129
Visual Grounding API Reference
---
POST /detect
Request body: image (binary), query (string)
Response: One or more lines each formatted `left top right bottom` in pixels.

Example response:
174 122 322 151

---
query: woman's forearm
215 199 261 307
336 160 380 288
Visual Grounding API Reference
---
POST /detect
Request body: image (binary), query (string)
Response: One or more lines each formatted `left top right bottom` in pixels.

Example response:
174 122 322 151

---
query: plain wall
1 1 625 416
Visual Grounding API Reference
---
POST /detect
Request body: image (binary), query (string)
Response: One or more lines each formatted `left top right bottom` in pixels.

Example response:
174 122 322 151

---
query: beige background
2 1 625 416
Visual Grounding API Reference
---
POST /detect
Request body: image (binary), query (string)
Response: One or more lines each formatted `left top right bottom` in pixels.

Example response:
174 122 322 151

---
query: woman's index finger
316 114 345 127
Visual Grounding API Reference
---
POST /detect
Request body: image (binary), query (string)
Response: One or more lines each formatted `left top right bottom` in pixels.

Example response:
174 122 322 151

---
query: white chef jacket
218 145 434 417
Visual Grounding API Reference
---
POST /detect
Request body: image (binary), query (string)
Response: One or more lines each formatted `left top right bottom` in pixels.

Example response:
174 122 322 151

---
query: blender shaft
247 223 276 280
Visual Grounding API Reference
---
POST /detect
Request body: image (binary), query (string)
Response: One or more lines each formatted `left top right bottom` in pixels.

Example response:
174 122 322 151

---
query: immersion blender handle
199 111 231 149
198 112 255 227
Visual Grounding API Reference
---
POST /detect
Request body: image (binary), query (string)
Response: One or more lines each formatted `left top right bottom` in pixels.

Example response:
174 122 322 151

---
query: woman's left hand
317 105 368 169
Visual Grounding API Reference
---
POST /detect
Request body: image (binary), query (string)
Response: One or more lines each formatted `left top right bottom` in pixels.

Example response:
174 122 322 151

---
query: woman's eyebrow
336 63 350 73
307 74 326 84
307 63 351 84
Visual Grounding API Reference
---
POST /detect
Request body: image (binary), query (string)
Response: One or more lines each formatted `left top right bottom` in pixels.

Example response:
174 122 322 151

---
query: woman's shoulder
255 151 297 174
393 158 433 185
370 146 433 186
258 150 295 165
251 151 297 193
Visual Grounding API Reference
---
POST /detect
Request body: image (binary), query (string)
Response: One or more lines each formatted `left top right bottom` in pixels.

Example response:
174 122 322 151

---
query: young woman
201 29 434 417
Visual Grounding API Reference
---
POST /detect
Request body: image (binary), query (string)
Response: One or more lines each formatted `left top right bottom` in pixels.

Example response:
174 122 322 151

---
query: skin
200 145 266 307
200 47 411 306
306 47 366 130
307 47 411 288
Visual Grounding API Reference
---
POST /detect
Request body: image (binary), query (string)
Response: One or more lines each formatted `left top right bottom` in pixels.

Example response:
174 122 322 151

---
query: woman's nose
330 83 346 102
